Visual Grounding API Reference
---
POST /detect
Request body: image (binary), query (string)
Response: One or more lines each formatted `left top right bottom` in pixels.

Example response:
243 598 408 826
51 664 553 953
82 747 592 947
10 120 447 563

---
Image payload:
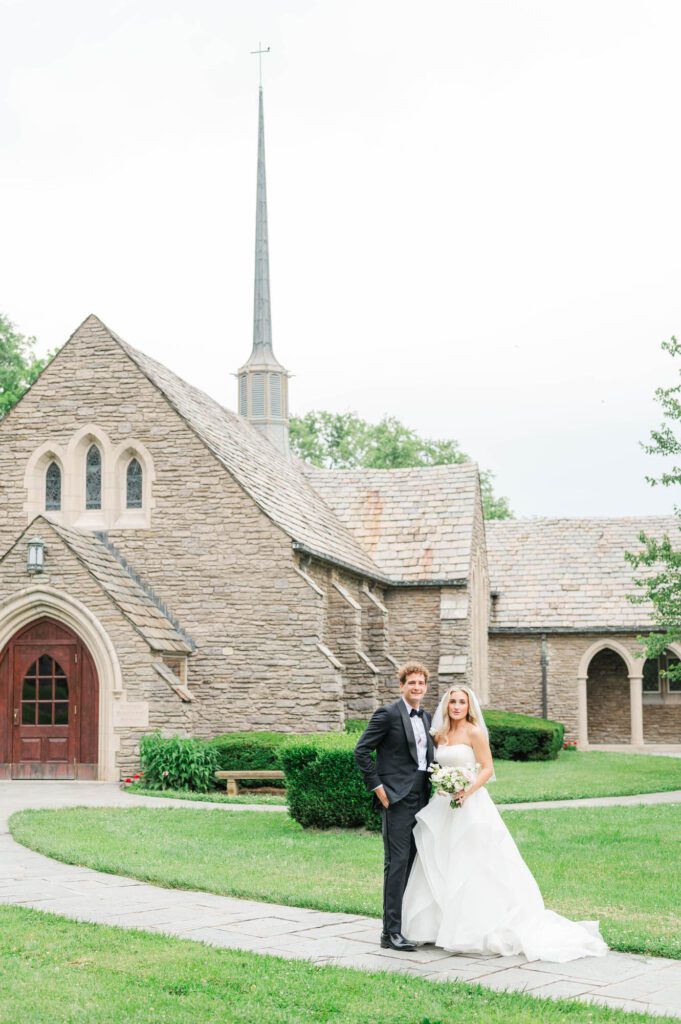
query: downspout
540 633 548 719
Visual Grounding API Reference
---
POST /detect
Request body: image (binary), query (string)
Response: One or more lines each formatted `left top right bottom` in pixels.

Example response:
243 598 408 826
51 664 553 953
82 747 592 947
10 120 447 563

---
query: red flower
123 778 132 783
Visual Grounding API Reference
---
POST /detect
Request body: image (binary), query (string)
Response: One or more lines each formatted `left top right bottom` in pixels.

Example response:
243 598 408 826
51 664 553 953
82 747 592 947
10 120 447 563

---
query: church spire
253 85 272 356
238 57 290 456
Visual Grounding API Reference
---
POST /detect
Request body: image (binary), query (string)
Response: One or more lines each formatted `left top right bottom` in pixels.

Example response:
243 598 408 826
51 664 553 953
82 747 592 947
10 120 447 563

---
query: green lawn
124 783 286 806
0 905 671 1024
11 803 681 959
490 751 681 803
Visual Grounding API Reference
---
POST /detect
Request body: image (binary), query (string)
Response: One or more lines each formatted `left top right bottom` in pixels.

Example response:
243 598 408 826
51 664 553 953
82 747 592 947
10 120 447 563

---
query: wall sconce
27 537 45 573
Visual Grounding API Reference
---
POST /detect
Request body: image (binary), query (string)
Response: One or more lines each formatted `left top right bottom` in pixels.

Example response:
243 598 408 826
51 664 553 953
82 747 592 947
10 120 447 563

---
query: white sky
1 0 680 517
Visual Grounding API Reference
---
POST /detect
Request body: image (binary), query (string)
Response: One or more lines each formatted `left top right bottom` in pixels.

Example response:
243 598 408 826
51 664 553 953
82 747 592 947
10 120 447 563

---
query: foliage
138 732 219 792
626 336 681 677
280 733 381 831
290 409 512 520
208 730 295 788
0 313 53 419
484 709 564 761
12 802 681 959
344 718 368 734
1 907 659 1024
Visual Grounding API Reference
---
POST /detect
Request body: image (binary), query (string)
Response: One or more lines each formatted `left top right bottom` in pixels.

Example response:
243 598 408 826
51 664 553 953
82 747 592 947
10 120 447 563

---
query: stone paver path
2 781 681 1020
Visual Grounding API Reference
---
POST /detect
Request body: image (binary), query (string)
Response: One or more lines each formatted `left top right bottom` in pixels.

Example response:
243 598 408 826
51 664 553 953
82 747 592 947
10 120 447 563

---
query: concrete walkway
1 782 680 1020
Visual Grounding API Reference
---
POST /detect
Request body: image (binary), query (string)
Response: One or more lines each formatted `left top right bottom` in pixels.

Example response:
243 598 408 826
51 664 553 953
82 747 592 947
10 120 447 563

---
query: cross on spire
250 42 270 88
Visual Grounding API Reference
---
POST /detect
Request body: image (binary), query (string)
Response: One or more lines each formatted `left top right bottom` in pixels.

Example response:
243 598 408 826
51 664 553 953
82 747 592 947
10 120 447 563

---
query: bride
401 685 608 962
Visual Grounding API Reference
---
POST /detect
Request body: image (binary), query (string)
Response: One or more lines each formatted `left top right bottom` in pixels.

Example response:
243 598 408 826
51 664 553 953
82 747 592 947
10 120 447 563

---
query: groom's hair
398 661 429 685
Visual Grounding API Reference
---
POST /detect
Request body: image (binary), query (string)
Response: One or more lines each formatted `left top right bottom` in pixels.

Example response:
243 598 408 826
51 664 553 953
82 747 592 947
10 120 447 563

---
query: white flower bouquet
428 763 479 809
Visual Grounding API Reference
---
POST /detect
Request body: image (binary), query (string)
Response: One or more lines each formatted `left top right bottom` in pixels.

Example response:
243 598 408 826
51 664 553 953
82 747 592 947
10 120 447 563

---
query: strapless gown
401 744 608 962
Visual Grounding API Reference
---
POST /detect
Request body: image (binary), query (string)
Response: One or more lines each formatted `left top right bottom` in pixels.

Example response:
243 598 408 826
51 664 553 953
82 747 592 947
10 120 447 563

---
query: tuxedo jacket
354 699 435 805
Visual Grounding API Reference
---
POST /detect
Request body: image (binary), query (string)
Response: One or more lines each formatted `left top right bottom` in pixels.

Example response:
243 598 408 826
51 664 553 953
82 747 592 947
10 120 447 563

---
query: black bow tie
409 708 424 718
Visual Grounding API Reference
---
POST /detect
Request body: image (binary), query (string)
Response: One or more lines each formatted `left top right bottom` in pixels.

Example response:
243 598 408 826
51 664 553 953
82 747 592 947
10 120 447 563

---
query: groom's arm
354 706 390 793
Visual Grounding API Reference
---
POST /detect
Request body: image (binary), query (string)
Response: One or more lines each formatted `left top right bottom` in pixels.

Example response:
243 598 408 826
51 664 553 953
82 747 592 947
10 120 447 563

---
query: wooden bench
215 769 285 796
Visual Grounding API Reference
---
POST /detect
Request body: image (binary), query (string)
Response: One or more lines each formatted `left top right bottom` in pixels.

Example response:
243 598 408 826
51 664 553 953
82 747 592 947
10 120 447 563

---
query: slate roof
88 318 384 581
486 516 680 631
302 463 479 583
45 519 194 653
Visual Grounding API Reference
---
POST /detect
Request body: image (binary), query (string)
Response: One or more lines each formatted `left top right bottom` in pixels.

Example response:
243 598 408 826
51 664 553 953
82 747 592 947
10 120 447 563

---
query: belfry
237 81 290 455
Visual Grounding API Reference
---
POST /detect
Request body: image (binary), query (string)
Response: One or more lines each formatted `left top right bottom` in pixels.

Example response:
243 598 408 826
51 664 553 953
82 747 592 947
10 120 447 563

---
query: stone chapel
0 87 678 780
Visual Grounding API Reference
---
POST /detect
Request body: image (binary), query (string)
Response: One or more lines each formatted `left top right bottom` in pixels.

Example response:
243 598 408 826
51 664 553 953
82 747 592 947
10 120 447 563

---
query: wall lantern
27 537 45 573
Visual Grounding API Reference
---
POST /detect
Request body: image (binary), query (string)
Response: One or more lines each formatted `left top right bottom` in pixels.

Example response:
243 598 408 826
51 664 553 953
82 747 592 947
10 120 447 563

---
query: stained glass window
126 458 143 509
86 444 102 509
45 461 61 511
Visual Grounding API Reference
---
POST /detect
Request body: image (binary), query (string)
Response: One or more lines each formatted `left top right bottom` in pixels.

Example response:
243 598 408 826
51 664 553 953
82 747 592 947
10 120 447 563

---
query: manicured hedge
484 710 564 761
280 733 381 831
208 731 293 788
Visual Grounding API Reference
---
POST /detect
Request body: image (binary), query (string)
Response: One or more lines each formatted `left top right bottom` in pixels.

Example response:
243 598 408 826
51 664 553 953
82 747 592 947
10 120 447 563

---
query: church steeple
238 77 290 456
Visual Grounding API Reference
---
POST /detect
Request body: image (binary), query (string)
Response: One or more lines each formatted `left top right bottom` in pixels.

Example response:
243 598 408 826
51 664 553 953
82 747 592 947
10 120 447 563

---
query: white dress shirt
402 697 428 771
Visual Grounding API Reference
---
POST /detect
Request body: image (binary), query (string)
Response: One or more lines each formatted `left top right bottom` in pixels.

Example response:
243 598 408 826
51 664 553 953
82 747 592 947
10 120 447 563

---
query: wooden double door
0 618 99 779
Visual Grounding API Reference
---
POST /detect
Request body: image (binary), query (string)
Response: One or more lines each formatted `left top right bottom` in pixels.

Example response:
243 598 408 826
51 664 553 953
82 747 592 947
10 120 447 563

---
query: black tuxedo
355 700 434 935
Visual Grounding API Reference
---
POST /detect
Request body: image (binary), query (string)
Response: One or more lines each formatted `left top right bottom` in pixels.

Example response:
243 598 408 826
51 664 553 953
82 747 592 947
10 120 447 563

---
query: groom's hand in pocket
374 785 390 809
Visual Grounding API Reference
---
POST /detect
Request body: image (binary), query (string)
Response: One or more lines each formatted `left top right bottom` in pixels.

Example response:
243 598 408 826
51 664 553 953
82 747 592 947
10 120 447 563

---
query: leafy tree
290 410 512 520
0 314 51 419
626 337 681 679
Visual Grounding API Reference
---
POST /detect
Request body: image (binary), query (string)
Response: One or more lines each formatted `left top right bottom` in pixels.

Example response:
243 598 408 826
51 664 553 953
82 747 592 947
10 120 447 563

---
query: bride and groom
354 662 607 962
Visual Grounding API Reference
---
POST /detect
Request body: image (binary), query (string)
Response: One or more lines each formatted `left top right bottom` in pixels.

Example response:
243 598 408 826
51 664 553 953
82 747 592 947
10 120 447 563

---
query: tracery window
45 461 62 511
126 458 143 509
85 444 102 510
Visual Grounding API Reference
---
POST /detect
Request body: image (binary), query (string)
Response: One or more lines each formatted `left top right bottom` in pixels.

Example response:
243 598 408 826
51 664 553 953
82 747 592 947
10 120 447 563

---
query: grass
123 783 286 805
0 905 672 1024
490 751 681 803
11 803 681 960
128 753 681 809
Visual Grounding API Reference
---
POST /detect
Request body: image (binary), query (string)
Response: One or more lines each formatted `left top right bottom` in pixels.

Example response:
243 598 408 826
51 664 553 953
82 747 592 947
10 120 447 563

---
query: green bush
484 710 564 761
280 733 380 831
208 731 293 789
344 719 368 734
139 733 220 792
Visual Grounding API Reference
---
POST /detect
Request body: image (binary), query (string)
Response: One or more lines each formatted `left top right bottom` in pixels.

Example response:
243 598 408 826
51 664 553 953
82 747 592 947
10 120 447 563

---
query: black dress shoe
380 932 416 951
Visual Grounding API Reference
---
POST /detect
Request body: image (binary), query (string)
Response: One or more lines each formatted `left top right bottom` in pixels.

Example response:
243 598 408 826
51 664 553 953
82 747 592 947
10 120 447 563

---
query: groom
354 662 434 951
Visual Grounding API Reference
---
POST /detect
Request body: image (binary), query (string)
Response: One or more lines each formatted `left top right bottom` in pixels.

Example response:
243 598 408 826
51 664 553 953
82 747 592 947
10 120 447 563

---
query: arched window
126 458 143 509
45 461 62 511
21 656 69 725
86 444 102 510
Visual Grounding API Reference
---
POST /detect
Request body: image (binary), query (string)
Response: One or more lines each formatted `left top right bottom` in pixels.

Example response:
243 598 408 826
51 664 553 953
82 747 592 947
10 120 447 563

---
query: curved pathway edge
1 781 680 1020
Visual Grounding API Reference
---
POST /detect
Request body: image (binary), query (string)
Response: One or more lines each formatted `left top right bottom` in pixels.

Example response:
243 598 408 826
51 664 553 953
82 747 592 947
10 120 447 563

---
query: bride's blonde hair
433 685 480 746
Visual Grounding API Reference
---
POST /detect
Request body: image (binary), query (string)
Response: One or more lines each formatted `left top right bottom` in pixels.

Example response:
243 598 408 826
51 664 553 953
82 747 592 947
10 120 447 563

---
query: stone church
0 88 678 780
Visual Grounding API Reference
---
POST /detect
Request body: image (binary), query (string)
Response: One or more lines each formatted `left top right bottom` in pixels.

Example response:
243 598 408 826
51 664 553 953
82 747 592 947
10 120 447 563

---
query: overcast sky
2 0 680 518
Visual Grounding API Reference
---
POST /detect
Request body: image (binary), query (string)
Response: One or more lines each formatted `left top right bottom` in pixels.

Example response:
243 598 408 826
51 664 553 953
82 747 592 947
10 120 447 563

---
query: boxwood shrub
279 732 381 831
484 710 564 761
208 731 294 788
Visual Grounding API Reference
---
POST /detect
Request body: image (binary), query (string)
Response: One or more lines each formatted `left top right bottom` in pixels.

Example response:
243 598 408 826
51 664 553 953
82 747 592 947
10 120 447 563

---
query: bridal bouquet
428 763 478 809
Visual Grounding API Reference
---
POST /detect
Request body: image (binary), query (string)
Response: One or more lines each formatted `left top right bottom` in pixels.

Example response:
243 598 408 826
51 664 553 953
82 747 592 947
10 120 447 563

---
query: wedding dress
401 743 608 962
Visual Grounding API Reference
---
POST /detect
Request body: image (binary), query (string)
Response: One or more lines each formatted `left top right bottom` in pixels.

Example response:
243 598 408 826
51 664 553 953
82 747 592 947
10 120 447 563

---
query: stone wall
0 523 191 777
0 324 345 764
488 634 543 717
489 631 681 744
643 705 681 743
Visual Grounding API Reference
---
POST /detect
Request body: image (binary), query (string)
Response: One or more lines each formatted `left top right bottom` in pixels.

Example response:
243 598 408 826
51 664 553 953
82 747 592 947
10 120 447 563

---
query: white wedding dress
401 744 608 962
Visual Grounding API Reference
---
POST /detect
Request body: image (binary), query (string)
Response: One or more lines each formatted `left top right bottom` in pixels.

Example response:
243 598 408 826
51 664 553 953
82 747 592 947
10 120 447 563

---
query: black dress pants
381 771 430 935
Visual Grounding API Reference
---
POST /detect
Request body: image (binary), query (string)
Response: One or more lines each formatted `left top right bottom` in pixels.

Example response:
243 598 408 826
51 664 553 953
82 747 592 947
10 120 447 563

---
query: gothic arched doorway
586 648 630 744
0 617 99 779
